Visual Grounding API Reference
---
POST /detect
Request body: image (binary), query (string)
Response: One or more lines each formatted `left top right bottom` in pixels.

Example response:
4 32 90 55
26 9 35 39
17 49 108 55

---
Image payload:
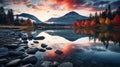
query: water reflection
21 28 120 66
73 29 120 48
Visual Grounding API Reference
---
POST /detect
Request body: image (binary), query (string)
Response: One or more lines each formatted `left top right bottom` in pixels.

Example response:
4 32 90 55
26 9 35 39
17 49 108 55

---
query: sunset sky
0 0 119 21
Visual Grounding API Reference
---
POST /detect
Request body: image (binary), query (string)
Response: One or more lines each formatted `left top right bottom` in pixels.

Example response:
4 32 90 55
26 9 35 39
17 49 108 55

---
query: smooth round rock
22 56 38 64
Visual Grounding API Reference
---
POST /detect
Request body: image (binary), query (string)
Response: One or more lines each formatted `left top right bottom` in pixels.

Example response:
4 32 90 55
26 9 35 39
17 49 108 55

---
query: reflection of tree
73 29 120 48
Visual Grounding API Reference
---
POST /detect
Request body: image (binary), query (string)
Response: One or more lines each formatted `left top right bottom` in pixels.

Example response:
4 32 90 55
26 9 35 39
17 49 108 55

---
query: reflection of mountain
33 29 86 41
46 11 88 24
16 13 43 24
44 29 86 41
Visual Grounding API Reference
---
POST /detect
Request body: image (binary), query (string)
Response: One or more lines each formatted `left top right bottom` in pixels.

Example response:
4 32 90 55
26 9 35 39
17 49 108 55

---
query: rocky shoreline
0 29 73 67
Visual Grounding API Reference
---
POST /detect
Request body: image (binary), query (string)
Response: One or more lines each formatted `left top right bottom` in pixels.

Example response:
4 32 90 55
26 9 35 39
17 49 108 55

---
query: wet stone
58 62 73 67
34 36 45 40
4 44 18 49
46 47 52 50
33 41 39 44
41 44 47 48
28 35 34 40
26 48 39 54
40 61 52 67
22 56 38 64
22 41 28 44
39 49 46 52
6 59 21 67
0 47 9 58
55 50 63 55
16 46 25 51
0 58 8 64
9 51 25 56
20 64 34 67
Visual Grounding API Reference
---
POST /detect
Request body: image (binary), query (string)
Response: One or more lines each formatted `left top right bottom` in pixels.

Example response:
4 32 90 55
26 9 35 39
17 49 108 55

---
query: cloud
0 0 30 5
93 1 110 6
110 0 120 8
49 0 86 10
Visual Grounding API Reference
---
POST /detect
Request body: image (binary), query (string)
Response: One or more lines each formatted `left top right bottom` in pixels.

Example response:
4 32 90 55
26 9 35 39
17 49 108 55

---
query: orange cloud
49 0 85 10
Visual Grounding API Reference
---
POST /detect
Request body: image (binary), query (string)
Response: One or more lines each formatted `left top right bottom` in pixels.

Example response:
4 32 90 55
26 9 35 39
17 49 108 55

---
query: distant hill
16 13 43 24
46 11 88 24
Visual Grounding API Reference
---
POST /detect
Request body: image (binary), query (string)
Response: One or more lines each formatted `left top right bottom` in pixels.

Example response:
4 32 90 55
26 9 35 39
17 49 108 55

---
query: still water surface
21 28 120 66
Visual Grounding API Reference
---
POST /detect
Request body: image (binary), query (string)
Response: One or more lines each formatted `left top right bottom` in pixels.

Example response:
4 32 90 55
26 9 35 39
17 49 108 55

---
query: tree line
73 5 120 28
0 7 33 26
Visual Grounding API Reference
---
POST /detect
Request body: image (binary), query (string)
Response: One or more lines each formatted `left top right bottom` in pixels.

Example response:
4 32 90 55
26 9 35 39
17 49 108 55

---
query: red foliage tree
112 14 120 25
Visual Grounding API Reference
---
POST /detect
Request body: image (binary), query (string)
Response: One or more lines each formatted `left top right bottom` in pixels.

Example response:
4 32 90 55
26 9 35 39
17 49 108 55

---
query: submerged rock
41 44 47 48
58 62 73 67
6 59 21 66
22 56 37 64
55 50 63 55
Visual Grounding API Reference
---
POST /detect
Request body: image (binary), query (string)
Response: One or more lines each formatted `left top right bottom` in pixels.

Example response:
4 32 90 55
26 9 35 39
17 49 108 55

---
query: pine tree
0 7 6 24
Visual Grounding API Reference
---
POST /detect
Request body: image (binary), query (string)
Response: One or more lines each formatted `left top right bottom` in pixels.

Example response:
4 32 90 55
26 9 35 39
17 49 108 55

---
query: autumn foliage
72 5 120 28
112 14 120 25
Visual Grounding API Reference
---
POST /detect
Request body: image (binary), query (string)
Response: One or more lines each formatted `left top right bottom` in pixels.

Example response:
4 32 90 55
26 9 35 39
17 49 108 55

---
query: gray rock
26 48 39 54
6 59 21 66
55 50 63 55
41 61 52 67
22 56 37 64
58 62 73 67
20 64 34 67
41 44 47 48
0 47 9 57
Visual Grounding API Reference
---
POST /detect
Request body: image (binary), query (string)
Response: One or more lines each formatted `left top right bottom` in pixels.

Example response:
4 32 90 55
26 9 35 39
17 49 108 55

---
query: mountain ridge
16 13 43 24
46 11 88 24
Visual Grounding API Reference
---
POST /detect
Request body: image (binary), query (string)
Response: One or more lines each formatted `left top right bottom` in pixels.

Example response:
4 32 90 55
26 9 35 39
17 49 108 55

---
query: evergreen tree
0 7 6 24
7 9 14 24
95 12 99 24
